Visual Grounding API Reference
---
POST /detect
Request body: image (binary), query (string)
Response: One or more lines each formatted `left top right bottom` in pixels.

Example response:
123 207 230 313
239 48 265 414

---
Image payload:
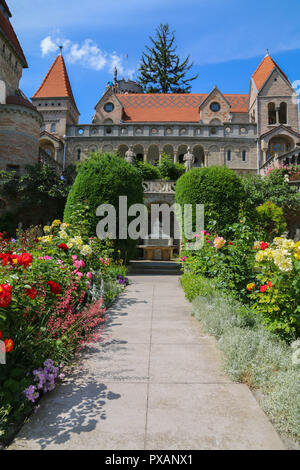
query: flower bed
180 224 300 443
0 220 127 445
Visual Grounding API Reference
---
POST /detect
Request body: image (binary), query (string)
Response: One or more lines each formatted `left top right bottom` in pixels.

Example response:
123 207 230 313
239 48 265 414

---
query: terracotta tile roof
0 7 27 67
1 0 12 17
6 94 37 111
118 93 248 122
32 54 79 113
252 54 290 91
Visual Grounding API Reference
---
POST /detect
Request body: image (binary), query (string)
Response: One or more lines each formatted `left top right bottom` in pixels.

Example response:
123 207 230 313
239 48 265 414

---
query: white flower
291 348 300 366
80 245 92 256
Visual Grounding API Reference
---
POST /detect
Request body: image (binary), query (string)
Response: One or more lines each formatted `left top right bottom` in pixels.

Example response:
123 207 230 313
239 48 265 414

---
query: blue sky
8 0 300 123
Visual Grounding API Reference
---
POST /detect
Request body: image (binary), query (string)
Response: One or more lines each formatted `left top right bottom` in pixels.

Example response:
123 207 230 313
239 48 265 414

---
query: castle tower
31 49 79 164
0 0 42 181
249 51 300 166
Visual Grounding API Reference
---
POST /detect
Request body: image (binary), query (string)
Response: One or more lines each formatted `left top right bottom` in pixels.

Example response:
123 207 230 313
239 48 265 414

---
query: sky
8 0 300 123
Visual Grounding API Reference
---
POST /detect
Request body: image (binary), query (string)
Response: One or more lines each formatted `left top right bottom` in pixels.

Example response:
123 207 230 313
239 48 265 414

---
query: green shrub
255 201 287 241
64 153 144 261
157 154 185 180
0 212 18 237
180 272 215 302
175 166 247 236
134 161 161 180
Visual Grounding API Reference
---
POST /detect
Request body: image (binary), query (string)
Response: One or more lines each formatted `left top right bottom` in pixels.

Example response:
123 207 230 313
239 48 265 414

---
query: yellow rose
51 219 62 227
43 226 51 233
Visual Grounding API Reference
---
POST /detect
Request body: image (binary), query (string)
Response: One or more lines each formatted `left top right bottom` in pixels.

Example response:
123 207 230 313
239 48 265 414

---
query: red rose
228 242 234 245
267 281 272 289
0 283 12 307
47 281 61 295
18 253 33 268
58 243 69 252
26 287 38 299
260 242 269 251
260 285 268 293
0 330 2 339
4 338 14 352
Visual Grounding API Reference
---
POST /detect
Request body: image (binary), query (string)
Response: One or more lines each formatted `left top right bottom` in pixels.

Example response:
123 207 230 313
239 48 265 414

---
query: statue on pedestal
183 147 194 172
125 145 135 164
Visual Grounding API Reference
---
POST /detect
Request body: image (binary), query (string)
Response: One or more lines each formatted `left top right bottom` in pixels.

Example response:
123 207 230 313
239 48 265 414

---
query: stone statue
183 147 194 172
125 145 135 164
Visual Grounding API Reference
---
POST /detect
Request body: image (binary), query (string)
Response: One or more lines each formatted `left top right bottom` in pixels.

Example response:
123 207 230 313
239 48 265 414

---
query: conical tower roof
252 52 290 91
32 52 79 113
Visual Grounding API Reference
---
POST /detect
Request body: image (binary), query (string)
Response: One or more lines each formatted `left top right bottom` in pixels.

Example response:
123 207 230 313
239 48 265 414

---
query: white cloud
40 36 58 56
40 35 134 76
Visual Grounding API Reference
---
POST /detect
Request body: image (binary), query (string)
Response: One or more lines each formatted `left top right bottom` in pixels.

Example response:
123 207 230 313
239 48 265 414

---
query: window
77 149 81 161
268 102 276 125
6 164 20 174
279 102 287 124
104 102 114 113
50 123 56 133
210 127 217 135
106 127 112 135
242 150 246 162
210 102 220 112
227 150 231 161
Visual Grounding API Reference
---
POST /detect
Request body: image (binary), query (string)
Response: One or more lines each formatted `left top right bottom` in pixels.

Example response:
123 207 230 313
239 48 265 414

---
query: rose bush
0 220 128 444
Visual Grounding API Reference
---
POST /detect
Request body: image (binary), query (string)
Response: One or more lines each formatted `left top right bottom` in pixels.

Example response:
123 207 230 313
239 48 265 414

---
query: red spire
252 53 290 91
32 53 79 113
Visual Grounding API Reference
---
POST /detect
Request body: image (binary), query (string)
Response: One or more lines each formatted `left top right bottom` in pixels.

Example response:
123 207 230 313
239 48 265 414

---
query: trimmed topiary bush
175 166 247 236
64 153 144 261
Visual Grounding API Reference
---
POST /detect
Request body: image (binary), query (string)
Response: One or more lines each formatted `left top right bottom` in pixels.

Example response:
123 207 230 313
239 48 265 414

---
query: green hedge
64 153 144 260
175 166 247 235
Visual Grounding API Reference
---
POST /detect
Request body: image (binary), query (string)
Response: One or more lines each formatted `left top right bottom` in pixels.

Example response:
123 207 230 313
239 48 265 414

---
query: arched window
242 150 247 162
268 103 276 125
77 148 81 161
227 150 231 161
279 102 287 124
51 123 56 133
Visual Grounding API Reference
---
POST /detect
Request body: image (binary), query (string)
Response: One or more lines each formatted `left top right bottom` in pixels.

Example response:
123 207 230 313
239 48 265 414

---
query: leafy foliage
255 201 287 241
138 23 198 93
241 171 300 213
64 153 144 261
0 164 75 234
175 166 247 237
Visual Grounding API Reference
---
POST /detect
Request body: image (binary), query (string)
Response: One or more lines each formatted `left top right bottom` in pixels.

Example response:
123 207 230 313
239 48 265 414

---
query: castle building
0 0 42 176
32 49 300 175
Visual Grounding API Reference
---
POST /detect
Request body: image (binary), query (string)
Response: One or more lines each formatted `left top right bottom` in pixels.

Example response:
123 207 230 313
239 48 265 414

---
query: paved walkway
9 275 285 450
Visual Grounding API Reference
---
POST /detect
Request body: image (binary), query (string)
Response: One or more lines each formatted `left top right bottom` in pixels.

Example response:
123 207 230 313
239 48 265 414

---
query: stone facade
33 52 296 177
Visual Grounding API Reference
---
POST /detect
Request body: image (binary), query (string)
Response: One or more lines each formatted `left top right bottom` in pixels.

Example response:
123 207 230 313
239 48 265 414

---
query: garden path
9 275 285 450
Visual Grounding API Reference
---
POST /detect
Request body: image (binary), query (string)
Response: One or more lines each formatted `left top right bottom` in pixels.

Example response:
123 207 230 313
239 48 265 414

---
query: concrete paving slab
9 273 285 450
145 383 285 450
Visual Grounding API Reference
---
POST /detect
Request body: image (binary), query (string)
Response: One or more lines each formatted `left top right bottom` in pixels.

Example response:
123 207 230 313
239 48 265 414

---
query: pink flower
201 230 207 234
72 255 78 262
194 234 199 239
74 259 85 269
99 257 104 264
86 272 93 279
44 256 52 260
105 258 110 265
181 256 187 262
213 237 226 249
76 272 83 278
57 260 63 265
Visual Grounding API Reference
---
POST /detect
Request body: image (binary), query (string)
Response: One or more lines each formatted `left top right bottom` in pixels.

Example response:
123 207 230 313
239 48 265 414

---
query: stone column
262 148 268 165
204 150 209 167
276 106 280 124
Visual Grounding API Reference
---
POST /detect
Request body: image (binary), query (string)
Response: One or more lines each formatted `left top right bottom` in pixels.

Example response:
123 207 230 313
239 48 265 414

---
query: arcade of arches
115 144 205 166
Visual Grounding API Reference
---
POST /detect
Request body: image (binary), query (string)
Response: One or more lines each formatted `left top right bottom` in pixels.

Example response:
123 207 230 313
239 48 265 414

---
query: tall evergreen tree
138 23 198 93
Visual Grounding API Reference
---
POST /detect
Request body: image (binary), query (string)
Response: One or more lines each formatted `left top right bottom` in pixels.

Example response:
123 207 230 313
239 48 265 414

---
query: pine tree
138 23 198 94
